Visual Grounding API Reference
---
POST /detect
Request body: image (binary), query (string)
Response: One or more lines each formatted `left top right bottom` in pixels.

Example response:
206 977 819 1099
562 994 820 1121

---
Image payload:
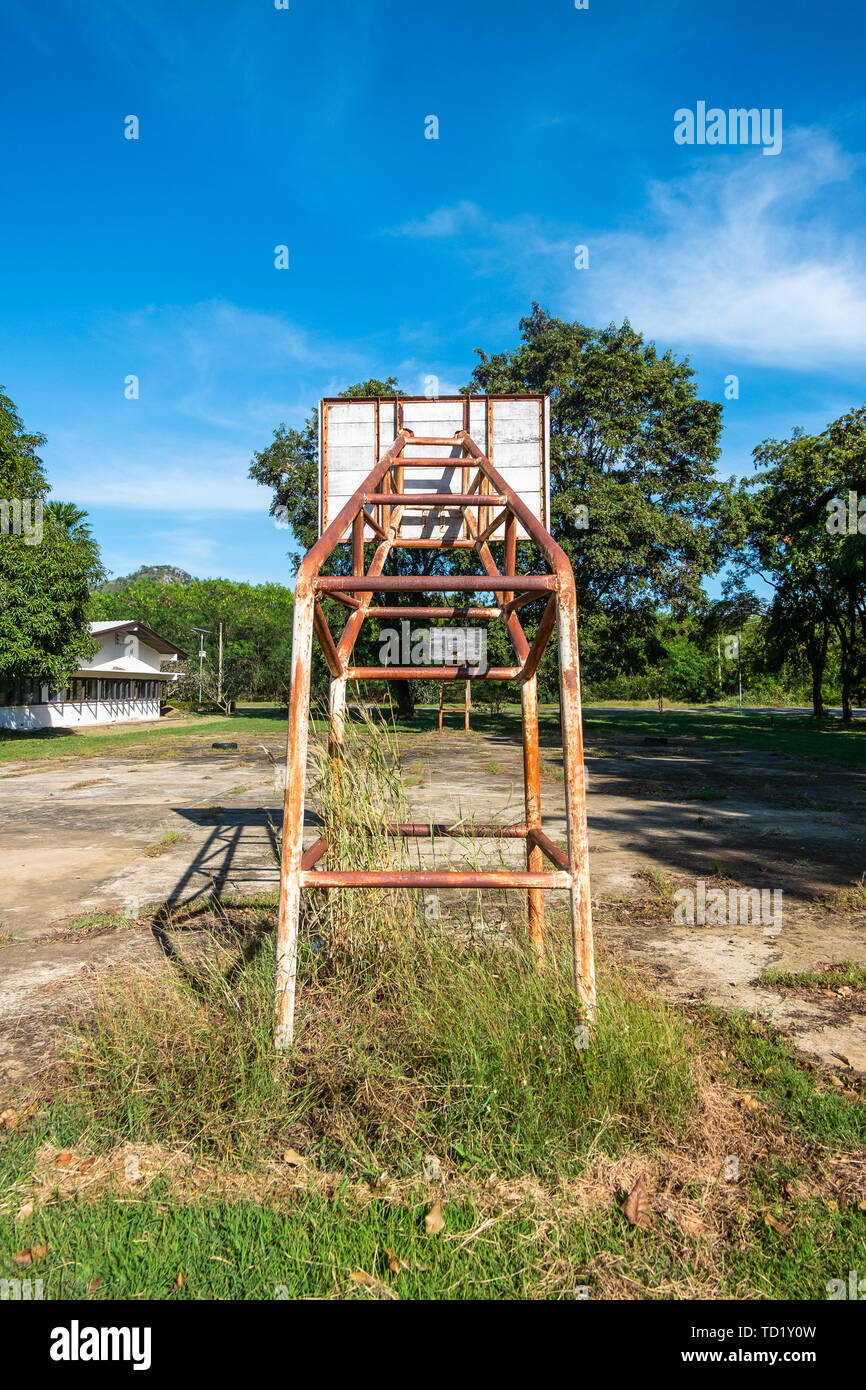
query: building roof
74 659 177 677
87 621 188 659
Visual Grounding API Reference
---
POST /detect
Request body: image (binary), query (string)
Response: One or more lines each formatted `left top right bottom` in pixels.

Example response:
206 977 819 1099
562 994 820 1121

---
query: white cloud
388 130 866 371
390 202 485 239
585 131 866 367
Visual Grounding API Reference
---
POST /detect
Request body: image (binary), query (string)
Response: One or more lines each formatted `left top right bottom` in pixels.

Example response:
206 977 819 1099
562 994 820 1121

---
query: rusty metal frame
275 412 594 1048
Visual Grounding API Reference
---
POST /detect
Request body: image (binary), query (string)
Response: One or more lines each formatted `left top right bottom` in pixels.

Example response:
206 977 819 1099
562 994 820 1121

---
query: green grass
4 700 864 773
1 1179 862 1300
0 703 287 764
34 902 694 1176
762 961 866 993
718 1011 866 1147
2 901 865 1300
2 720 864 1300
817 876 866 914
391 703 866 771
143 830 186 858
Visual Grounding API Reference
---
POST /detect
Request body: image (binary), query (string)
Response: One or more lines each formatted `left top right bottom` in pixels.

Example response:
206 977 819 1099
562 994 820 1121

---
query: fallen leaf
738 1095 761 1112
0 1108 18 1131
282 1149 305 1166
784 1179 812 1202
173 1272 185 1290
677 1210 711 1236
764 1213 791 1236
56 1151 73 1168
621 1176 651 1228
89 1276 104 1293
385 1247 404 1275
348 1270 398 1299
15 1201 33 1221
13 1244 48 1267
371 1172 389 1191
424 1199 446 1235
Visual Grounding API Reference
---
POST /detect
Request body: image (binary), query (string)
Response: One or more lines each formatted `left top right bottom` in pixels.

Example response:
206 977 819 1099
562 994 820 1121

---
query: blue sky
1 0 864 588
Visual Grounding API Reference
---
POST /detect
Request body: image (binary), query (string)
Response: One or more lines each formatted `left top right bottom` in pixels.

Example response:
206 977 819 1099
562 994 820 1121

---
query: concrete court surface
0 720 864 1101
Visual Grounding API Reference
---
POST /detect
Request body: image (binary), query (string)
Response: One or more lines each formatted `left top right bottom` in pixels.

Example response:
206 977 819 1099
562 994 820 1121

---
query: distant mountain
98 565 194 593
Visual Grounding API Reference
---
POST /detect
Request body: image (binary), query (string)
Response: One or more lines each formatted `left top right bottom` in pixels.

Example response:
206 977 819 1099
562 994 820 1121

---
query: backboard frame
318 395 550 543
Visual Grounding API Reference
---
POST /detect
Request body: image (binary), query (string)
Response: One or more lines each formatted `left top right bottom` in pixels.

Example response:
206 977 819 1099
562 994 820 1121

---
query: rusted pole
438 682 444 732
328 674 347 805
521 675 545 965
328 676 347 760
555 583 596 1018
275 579 316 1050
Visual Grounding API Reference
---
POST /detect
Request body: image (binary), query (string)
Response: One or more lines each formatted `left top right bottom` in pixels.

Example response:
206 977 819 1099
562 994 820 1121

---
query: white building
0 621 188 730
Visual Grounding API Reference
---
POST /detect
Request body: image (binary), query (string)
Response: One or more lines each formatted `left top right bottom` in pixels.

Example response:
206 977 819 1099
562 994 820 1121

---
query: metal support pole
555 585 596 1018
328 675 347 762
522 674 545 964
275 581 316 1050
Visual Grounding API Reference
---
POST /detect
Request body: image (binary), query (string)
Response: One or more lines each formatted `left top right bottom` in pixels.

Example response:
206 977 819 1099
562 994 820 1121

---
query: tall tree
726 408 866 722
465 306 725 680
0 387 102 693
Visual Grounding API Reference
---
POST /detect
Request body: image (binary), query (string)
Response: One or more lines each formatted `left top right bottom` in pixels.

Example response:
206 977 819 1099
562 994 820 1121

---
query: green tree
0 388 102 693
726 408 866 722
89 577 295 703
466 306 725 683
249 377 403 560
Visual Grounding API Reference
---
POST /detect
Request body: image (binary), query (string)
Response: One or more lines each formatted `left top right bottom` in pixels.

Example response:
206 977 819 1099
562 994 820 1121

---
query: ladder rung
346 666 523 680
399 436 464 446
390 456 471 465
316 575 556 593
364 493 506 506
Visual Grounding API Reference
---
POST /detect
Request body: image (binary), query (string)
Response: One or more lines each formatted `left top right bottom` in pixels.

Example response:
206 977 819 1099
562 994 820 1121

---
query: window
0 678 43 705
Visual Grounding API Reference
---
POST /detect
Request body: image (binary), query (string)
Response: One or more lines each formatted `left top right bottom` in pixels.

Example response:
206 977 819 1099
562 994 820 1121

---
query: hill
98 565 193 594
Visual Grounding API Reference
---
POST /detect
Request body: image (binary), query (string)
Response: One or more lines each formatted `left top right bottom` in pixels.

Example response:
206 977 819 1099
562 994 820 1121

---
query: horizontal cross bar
365 606 502 619
316 575 556 593
365 493 506 506
300 869 571 889
384 822 527 837
397 438 465 447
346 666 522 680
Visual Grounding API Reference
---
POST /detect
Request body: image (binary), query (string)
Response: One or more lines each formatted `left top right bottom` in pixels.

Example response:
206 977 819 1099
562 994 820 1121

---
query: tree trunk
388 679 414 719
810 660 824 718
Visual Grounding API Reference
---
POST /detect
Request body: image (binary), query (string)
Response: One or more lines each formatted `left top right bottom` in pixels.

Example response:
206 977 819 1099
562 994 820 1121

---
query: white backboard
319 396 550 542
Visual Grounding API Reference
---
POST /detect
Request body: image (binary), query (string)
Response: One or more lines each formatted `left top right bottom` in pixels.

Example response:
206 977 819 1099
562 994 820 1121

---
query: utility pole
737 630 743 714
218 622 224 712
190 627 211 705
